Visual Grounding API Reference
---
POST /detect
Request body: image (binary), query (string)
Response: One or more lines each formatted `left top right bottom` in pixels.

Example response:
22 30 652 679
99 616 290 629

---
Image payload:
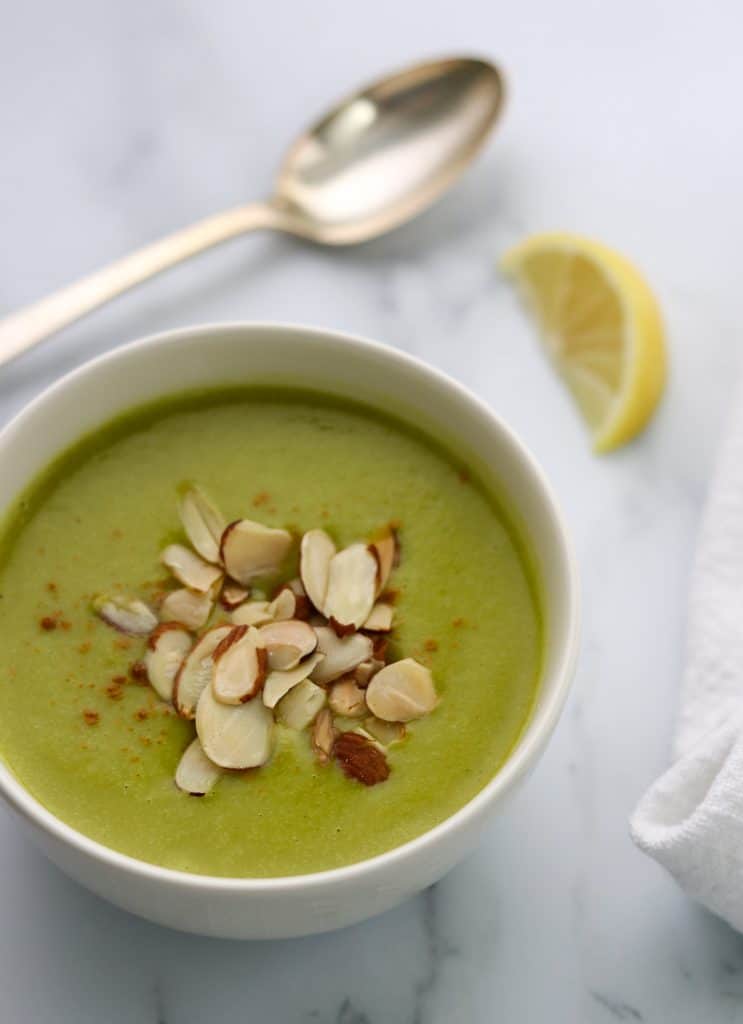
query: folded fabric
631 385 743 932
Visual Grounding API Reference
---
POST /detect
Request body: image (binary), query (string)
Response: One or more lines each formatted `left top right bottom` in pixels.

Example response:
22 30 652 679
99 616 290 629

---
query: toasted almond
268 587 296 621
365 658 437 722
328 617 357 638
300 528 336 612
159 588 213 631
144 623 192 701
258 620 317 671
220 519 293 585
328 678 367 718
178 487 225 565
311 708 337 765
310 627 373 685
370 530 398 596
324 543 378 630
196 683 273 769
364 716 406 746
174 737 223 795
93 595 158 636
288 578 307 597
230 600 274 627
275 678 326 730
363 602 394 633
353 659 385 688
173 624 233 718
160 544 223 593
262 652 325 709
333 730 390 786
212 627 266 704
220 581 250 611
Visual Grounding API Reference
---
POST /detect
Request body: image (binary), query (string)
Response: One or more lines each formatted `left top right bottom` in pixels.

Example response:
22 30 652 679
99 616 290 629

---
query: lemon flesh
501 232 666 452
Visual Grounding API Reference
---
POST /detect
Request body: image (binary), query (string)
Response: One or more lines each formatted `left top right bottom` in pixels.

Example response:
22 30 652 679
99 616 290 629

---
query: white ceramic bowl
0 323 579 939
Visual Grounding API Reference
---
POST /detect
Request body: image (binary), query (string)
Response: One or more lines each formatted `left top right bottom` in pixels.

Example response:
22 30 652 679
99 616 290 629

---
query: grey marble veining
3 1 743 1020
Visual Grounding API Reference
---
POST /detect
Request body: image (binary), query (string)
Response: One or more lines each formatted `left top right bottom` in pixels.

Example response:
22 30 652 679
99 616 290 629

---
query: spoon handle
0 202 281 369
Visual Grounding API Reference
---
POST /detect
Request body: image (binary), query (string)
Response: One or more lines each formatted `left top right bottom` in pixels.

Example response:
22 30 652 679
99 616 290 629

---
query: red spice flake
59 620 72 631
40 616 58 631
134 708 150 721
130 660 148 683
111 528 124 540
82 709 100 726
424 638 439 652
457 468 470 484
139 736 152 747
46 582 58 593
105 682 124 702
380 588 400 605
112 674 127 685
130 755 140 764
78 642 92 655
114 637 132 650
320 508 330 519
252 491 271 507
452 617 465 628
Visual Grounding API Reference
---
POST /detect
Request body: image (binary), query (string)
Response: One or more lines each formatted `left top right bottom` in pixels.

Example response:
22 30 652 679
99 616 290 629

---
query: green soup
0 389 542 877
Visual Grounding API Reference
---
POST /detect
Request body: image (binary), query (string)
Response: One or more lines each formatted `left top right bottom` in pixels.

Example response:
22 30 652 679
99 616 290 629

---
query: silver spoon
0 55 505 368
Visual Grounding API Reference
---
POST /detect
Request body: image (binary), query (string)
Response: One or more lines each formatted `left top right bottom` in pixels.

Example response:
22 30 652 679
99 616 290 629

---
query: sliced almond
212 626 266 704
328 678 367 718
365 658 437 722
275 679 326 731
353 659 385 688
178 487 225 565
196 683 273 769
174 737 223 795
173 624 233 718
370 530 398 596
300 528 336 612
262 652 325 709
258 619 317 671
220 581 250 611
311 708 337 765
220 519 293 586
144 623 192 701
231 600 274 627
288 578 307 597
160 544 223 593
364 716 406 746
324 543 377 630
333 730 390 786
363 602 394 633
93 595 158 636
310 627 373 685
159 588 213 631
267 587 296 621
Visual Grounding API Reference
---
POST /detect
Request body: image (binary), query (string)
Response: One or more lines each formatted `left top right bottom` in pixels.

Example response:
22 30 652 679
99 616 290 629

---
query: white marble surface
3 1 743 1020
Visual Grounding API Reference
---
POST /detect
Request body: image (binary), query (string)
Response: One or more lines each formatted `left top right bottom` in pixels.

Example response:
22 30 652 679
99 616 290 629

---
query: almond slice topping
323 543 378 630
144 623 192 701
212 626 267 704
178 487 225 565
365 658 437 722
220 581 250 611
363 602 394 633
333 730 390 786
353 659 385 688
309 627 373 685
300 528 336 612
174 737 223 795
93 595 158 636
311 708 337 765
230 600 274 627
220 519 293 586
160 544 223 593
275 679 326 730
159 588 214 631
267 587 296 621
364 716 406 746
328 678 367 718
173 624 233 718
370 530 398 596
258 619 317 671
262 652 325 709
196 683 273 769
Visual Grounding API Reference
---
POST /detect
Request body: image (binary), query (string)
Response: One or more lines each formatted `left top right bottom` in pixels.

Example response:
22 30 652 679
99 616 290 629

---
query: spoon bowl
274 57 505 244
0 55 505 365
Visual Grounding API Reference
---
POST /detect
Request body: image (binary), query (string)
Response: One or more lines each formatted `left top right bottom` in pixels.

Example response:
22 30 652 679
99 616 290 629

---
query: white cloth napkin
631 388 743 931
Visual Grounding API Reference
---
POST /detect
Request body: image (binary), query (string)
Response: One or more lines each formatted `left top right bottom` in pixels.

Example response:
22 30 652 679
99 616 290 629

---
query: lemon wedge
500 232 666 452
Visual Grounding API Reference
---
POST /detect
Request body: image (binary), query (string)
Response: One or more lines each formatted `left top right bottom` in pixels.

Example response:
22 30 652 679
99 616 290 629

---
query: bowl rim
0 321 580 892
